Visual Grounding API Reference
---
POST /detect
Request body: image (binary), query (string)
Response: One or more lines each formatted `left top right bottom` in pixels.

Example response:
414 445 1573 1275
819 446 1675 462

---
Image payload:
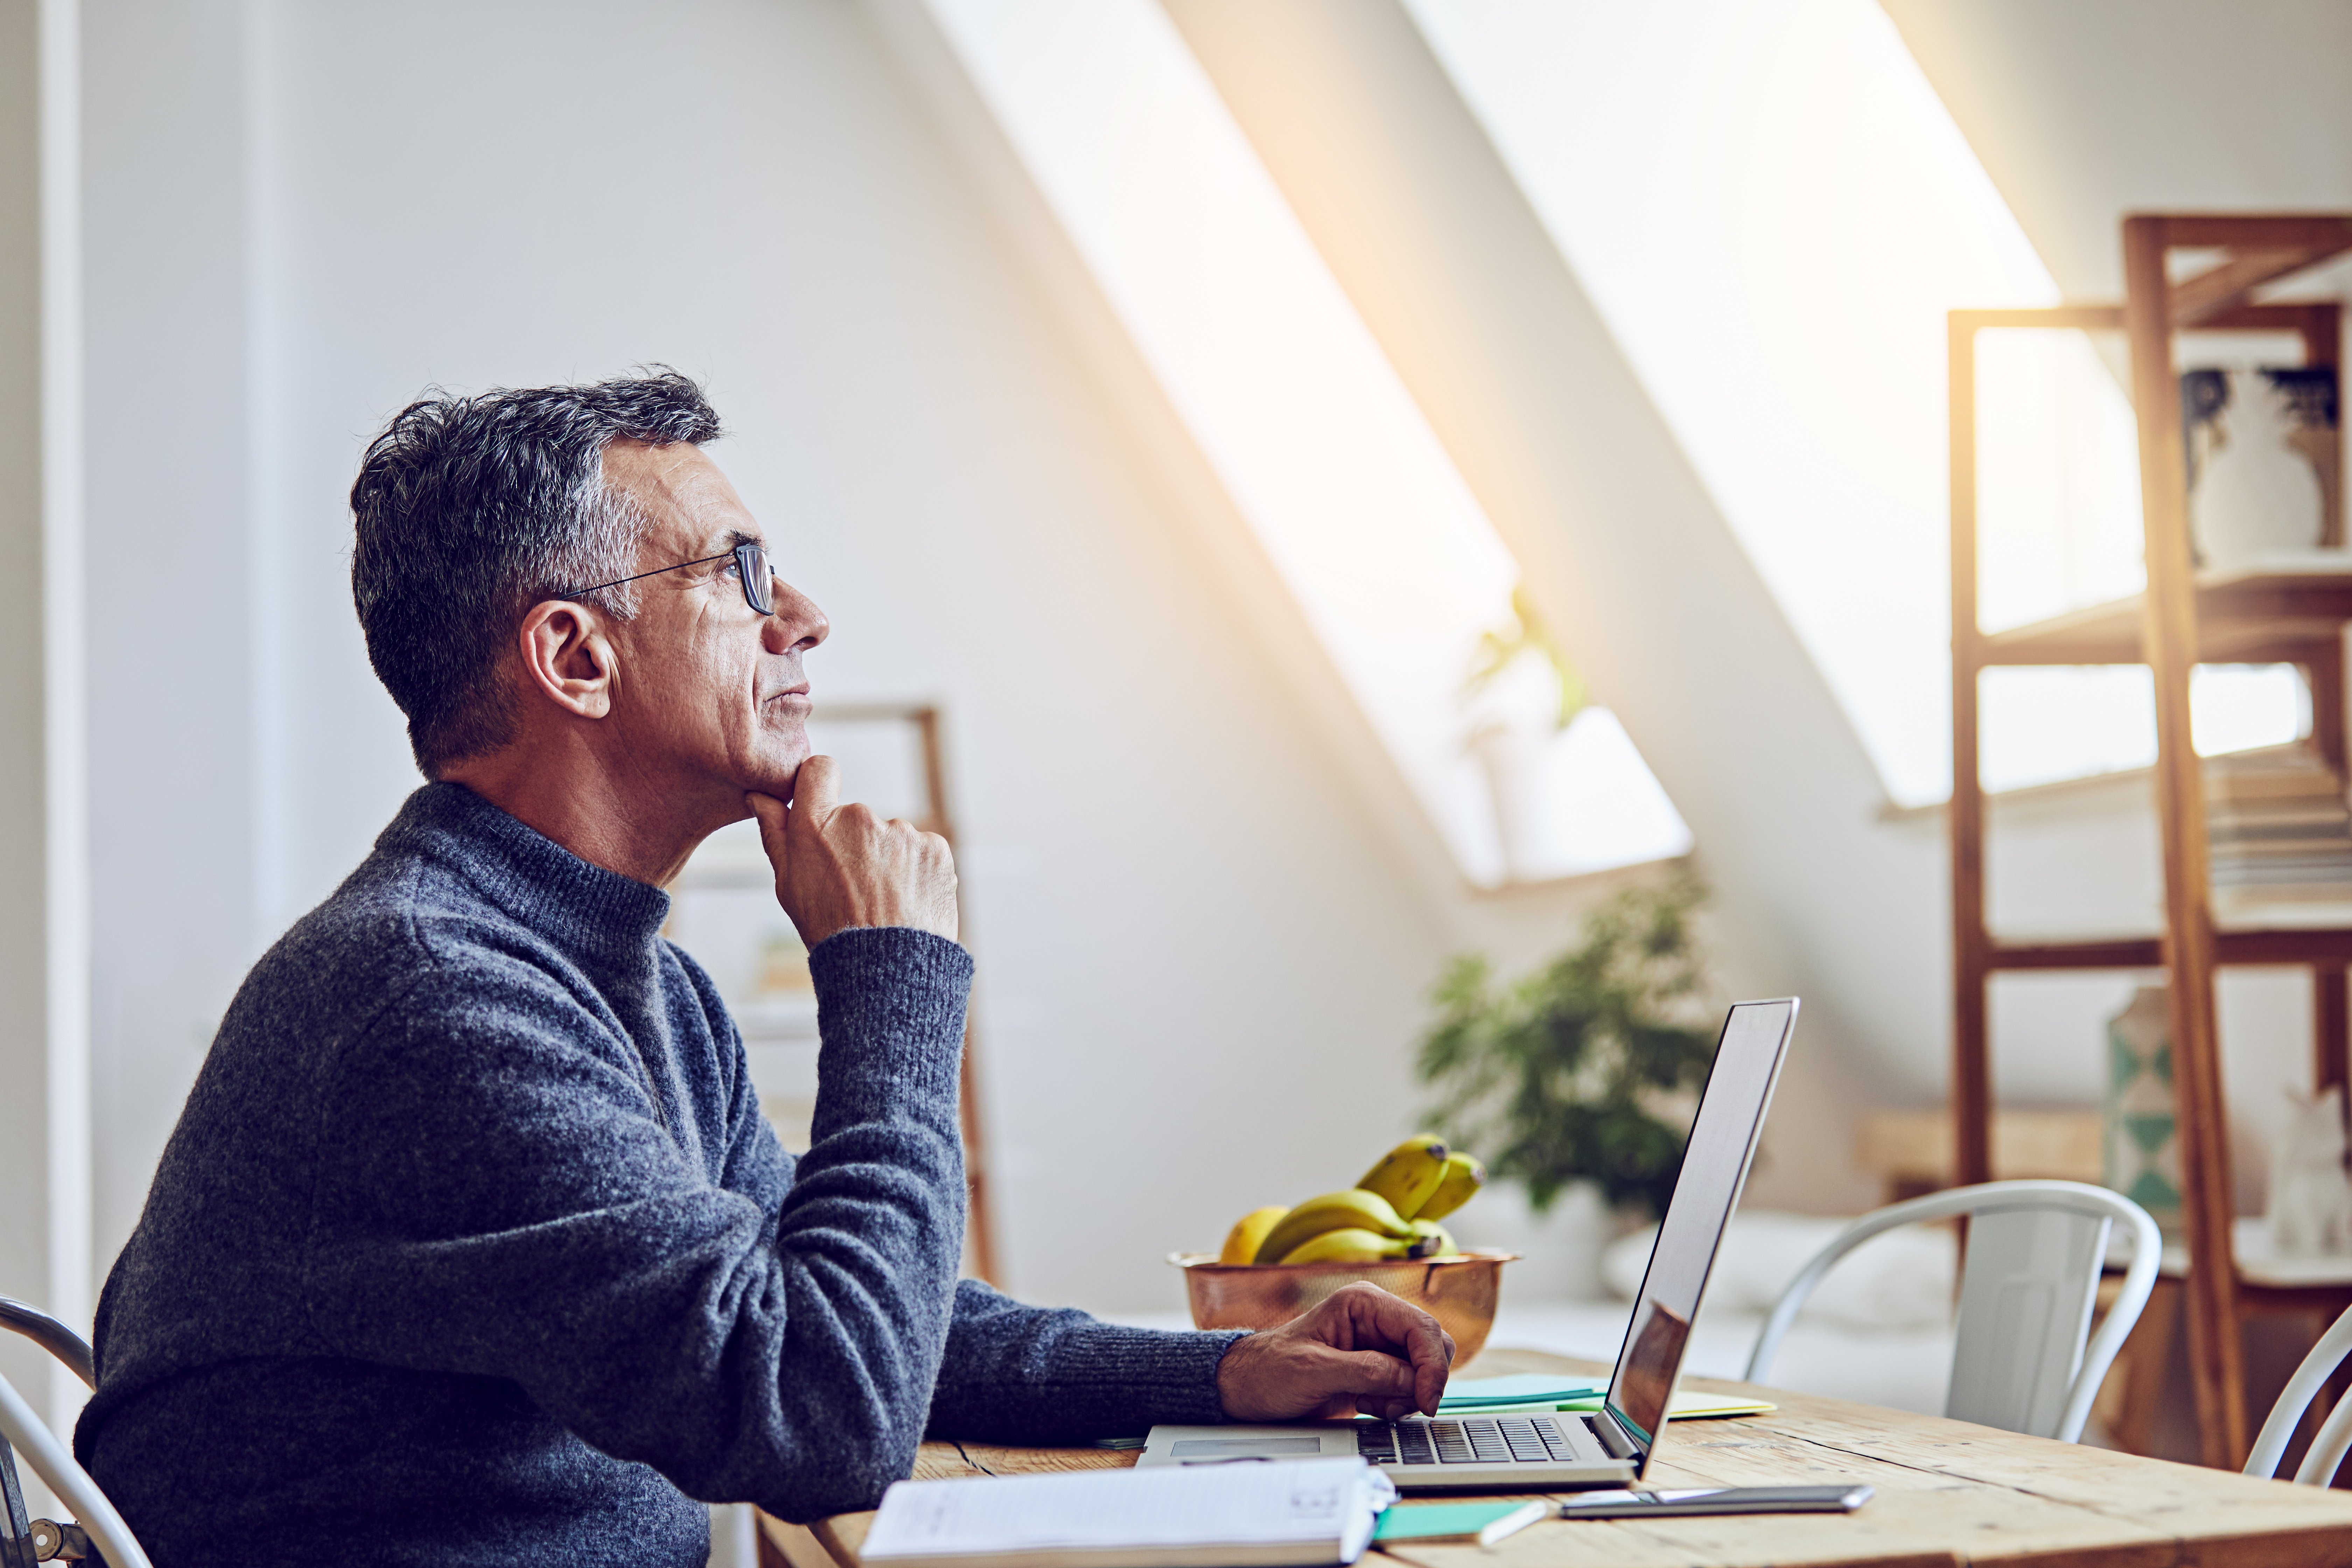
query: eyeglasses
564 540 774 615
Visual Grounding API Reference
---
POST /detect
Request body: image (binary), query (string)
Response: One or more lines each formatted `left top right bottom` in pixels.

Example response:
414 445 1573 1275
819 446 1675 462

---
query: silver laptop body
1138 998 1798 1492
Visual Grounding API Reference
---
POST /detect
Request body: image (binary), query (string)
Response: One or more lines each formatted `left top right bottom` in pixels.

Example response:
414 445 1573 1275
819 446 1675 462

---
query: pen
1477 1501 1549 1546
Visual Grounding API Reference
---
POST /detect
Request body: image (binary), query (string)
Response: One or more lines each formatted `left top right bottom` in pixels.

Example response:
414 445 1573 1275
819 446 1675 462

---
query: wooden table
765 1349 2352 1568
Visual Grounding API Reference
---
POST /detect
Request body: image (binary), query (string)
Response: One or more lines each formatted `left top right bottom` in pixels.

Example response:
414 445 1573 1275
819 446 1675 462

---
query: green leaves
1416 873 1714 1219
1465 584 1588 732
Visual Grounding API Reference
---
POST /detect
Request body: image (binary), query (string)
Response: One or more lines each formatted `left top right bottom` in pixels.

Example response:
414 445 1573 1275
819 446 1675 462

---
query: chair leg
1 1434 36 1568
2108 1277 2184 1455
2288 1305 2352 1486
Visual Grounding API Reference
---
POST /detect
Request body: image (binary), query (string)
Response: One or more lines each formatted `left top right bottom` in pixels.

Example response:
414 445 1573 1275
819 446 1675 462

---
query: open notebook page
863 1457 1394 1568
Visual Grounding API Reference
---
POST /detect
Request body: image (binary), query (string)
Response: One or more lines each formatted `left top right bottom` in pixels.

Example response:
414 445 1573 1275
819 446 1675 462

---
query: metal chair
1743 1180 2161 1443
0 1297 152 1567
2247 1300 2352 1484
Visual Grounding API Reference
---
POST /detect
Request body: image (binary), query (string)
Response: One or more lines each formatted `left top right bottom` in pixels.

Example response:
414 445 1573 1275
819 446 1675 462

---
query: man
75 371 1452 1566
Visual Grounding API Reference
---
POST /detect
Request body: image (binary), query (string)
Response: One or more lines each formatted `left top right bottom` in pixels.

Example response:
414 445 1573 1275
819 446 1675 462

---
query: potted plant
1461 585 1587 883
1417 873 1717 1226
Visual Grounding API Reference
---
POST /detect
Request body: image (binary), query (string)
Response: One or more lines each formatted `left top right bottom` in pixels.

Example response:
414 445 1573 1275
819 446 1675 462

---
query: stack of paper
2207 746 2352 905
861 1456 1396 1568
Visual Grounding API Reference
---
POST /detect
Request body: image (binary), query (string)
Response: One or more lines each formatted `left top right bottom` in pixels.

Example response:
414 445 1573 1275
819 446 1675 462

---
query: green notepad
1427 1390 1778 1420
1436 1373 1604 1410
1374 1502 1548 1545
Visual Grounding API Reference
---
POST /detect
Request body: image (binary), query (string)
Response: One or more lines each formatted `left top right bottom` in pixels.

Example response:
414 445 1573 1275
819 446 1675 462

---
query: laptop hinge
1591 1408 1642 1461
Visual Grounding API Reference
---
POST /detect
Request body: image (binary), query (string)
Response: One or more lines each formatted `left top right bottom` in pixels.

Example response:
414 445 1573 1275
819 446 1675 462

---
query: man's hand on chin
748 755 959 947
1214 1281 1455 1422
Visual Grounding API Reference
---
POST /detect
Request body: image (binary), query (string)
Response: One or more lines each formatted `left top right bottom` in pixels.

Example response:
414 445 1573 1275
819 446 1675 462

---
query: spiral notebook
860 1456 1397 1568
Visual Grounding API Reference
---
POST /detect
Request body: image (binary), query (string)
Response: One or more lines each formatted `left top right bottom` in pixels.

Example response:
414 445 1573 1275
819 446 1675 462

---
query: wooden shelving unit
1950 215 2352 1469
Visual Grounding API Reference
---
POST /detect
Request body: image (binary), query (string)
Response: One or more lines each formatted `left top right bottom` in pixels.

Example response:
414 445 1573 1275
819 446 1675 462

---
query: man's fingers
747 791 791 876
1325 1348 1420 1403
790 754 840 828
1335 1284 1454 1414
1405 1315 1456 1415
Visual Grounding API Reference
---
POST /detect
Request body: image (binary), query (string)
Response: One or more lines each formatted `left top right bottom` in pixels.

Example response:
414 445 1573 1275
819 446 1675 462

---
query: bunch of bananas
1218 1135 1488 1266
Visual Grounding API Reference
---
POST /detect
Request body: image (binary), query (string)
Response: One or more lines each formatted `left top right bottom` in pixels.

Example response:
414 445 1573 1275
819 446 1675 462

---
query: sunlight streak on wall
927 0 1690 882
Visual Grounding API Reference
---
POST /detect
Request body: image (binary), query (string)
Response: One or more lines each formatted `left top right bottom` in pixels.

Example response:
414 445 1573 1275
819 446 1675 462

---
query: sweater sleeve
304 924 972 1523
925 1281 1245 1442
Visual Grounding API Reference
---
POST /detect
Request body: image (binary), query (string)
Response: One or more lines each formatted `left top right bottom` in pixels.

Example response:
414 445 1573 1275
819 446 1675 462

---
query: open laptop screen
1605 999 1798 1454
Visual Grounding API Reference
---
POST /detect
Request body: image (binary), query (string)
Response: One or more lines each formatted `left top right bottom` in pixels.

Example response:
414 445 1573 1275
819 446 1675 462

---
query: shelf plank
1980 568 2352 667
1987 936 2162 971
1983 926 2352 971
2169 237 2352 326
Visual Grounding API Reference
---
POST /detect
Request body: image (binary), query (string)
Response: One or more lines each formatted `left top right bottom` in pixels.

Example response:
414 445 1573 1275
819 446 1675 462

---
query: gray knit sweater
76 783 1240 1566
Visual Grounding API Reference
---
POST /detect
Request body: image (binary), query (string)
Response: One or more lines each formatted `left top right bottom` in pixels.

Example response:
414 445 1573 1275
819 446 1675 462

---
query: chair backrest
2247 1300 2352 1484
1742 1180 2161 1444
0 1297 153 1568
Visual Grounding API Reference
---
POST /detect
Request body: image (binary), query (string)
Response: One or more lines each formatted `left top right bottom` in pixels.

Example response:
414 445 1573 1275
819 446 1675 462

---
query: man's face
595 440 828 810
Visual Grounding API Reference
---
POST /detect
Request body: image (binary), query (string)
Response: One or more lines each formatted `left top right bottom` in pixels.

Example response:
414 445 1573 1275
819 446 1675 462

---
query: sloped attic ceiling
1161 0 1940 1112
1878 0 2352 301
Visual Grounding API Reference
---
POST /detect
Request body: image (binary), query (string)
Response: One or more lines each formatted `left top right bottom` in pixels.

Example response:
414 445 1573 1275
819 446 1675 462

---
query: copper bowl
1168 1249 1518 1365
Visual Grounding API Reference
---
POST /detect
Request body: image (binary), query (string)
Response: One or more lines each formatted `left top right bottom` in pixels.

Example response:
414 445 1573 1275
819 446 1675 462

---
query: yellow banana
1280 1227 1414 1265
1219 1206 1291 1266
1356 1134 1450 1218
1415 1152 1487 1221
1253 1189 1413 1264
1409 1218 1460 1258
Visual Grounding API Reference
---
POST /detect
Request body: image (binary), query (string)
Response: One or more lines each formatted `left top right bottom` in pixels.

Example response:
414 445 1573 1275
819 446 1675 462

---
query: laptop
1138 997 1798 1492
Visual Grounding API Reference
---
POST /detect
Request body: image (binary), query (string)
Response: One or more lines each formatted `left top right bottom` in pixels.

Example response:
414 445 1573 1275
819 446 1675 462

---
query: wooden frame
1949 214 2352 1468
817 703 1000 1288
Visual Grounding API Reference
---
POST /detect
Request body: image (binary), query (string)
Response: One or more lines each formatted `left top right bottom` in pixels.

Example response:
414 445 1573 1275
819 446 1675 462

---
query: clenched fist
748 755 959 949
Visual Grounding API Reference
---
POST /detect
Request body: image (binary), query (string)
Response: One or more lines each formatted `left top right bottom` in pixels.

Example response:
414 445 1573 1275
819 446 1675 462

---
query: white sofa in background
1115 1210 1962 1417
1489 1209 1960 1417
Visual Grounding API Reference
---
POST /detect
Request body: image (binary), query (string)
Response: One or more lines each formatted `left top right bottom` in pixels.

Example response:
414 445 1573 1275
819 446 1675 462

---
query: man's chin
740 748 812 806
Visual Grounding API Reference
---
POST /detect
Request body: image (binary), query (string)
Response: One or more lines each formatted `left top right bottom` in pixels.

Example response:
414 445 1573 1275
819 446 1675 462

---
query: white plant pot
1447 1180 1617 1301
1466 721 1550 884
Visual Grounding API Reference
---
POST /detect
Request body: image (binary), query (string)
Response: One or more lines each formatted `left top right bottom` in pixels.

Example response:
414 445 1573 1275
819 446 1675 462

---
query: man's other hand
1214 1282 1455 1422
748 756 958 948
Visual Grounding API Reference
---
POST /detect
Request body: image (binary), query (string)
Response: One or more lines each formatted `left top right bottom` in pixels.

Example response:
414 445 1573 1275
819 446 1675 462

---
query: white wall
79 0 261 1299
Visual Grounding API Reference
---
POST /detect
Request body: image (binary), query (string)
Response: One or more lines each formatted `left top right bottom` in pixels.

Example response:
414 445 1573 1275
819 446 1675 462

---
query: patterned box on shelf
2104 985 2182 1238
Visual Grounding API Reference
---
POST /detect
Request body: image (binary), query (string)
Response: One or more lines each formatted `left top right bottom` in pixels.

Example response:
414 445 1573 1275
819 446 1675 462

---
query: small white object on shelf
2157 1218 2352 1288
2269 1085 2352 1259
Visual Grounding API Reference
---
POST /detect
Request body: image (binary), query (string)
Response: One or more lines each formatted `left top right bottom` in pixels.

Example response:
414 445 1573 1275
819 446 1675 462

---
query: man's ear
516 600 617 719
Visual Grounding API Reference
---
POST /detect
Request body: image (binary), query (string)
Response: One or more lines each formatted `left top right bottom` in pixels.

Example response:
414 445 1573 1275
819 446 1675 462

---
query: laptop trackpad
1169 1437 1326 1458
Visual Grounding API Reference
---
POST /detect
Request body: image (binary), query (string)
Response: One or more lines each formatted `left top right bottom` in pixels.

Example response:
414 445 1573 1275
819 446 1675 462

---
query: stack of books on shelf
2207 744 2352 912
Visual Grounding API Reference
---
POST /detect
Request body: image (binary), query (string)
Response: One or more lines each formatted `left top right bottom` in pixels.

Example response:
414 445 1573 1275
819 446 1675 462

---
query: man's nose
764 579 828 653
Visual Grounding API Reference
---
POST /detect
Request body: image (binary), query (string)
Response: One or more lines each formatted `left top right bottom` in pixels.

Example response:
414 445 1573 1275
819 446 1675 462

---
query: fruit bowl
1168 1249 1518 1366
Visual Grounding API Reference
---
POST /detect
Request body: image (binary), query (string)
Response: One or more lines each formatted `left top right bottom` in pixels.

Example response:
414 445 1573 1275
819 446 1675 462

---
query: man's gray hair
349 369 724 775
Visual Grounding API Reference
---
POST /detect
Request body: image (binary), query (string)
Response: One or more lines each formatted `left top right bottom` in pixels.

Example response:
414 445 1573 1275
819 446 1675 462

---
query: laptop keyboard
1354 1414 1594 1466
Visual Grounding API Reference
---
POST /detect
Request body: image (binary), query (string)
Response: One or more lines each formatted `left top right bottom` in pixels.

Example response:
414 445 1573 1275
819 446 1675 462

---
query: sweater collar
383 782 673 965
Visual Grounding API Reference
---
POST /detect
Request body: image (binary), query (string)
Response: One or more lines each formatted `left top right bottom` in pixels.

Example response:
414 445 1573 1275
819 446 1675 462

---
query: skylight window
1405 0 2303 804
926 0 1689 884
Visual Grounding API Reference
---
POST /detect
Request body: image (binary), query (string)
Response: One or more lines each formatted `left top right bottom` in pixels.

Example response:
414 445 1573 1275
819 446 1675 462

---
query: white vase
1466 720 1550 884
2183 366 2332 569
1448 1180 1617 1301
